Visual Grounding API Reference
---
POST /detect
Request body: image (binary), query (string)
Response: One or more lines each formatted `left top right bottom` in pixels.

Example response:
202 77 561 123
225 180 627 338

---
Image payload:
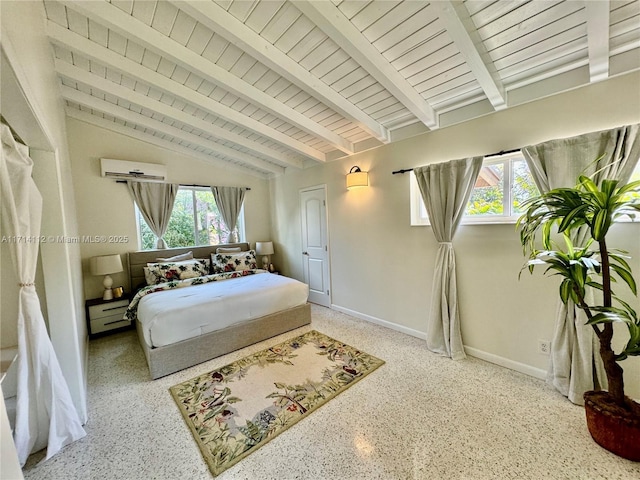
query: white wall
66 118 272 300
1 0 88 420
270 72 640 399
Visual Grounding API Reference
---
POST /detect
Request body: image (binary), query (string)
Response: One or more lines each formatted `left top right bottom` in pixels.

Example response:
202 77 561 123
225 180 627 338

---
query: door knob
302 251 309 255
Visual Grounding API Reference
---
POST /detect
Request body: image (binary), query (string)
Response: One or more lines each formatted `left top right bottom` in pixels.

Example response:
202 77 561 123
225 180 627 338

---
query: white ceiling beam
430 1 507 111
47 21 303 169
60 85 285 176
294 0 439 130
585 0 610 82
170 0 389 144
55 60 299 173
65 108 270 179
56 0 346 156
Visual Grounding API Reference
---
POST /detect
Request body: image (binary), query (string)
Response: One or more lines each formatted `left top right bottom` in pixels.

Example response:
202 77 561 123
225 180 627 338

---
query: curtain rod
391 148 521 175
115 180 250 190
188 184 252 191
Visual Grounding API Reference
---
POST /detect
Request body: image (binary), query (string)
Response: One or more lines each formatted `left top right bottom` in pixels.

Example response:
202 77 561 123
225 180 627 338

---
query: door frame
299 184 332 307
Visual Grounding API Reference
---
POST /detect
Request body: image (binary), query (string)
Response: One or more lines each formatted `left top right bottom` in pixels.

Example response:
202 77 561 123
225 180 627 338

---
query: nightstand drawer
88 300 129 320
90 314 131 334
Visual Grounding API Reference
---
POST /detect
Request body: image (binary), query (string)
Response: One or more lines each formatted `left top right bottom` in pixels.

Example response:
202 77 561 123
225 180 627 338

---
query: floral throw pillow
144 259 210 285
211 250 257 273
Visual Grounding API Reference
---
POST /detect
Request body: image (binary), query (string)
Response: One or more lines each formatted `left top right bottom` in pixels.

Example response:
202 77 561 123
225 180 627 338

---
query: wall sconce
346 166 369 189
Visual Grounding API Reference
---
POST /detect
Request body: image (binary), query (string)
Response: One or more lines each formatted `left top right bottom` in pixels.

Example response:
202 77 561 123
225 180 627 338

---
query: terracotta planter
584 391 640 461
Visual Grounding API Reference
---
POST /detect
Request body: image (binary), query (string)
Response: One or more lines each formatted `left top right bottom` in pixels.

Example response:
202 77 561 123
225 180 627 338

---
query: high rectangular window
410 152 539 226
137 187 244 250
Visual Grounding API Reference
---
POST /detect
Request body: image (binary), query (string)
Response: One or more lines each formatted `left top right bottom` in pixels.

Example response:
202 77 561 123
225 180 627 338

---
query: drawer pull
102 305 127 312
104 319 129 326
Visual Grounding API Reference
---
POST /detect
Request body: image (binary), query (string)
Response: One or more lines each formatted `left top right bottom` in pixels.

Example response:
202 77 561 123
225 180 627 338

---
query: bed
127 243 311 379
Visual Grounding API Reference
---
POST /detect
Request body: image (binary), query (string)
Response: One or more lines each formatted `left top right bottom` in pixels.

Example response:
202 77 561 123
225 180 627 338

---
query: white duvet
137 273 309 348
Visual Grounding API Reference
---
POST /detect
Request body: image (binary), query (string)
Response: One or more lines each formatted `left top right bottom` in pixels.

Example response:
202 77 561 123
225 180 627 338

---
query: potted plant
518 174 640 461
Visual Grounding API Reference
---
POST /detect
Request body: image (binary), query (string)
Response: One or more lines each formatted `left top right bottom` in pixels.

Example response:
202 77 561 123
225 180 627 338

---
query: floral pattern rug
169 330 384 476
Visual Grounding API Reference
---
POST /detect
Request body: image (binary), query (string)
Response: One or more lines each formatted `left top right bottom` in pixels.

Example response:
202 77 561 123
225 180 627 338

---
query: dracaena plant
517 175 640 409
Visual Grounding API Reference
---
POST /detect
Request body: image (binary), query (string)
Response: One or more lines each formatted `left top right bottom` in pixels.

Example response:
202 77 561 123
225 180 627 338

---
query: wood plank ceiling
44 0 640 177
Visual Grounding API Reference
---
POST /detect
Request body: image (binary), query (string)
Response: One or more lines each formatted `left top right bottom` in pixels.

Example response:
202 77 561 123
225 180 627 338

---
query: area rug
169 330 384 476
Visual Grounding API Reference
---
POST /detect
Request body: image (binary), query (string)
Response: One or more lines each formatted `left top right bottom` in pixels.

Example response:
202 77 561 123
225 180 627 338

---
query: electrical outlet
538 340 550 355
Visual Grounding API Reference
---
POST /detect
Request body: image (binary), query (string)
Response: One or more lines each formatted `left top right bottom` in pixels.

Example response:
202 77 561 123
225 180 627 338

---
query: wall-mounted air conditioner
100 158 167 182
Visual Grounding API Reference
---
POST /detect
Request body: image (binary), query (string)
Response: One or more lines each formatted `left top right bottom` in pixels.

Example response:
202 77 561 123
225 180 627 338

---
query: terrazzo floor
22 305 640 480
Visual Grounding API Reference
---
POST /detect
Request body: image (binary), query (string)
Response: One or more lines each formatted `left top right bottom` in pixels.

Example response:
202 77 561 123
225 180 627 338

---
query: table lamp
90 254 123 300
255 241 274 270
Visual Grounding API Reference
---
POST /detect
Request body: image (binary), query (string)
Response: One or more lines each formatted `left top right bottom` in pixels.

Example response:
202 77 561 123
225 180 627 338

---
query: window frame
136 185 246 250
410 151 538 226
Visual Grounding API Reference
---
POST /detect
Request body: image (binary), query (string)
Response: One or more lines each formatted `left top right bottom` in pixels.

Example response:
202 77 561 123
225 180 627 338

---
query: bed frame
128 244 311 379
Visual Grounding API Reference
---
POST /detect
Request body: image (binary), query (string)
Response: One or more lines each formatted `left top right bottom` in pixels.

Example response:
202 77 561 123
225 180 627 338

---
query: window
410 151 539 225
137 187 245 250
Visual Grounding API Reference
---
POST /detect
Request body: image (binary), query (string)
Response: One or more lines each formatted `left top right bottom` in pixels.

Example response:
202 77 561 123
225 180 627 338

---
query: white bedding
136 272 309 348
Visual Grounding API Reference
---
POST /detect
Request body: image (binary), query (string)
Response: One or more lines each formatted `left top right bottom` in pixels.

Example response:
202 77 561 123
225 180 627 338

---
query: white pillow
216 247 242 254
155 251 193 262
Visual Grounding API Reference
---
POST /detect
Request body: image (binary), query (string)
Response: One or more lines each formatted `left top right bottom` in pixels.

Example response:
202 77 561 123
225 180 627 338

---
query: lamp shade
346 166 369 189
90 254 123 276
255 241 274 256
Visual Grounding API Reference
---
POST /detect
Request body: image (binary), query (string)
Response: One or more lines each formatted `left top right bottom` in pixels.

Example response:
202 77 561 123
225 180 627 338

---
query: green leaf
609 252 632 272
558 204 588 233
601 179 619 196
591 208 611 240
586 311 630 325
610 263 637 295
616 179 640 195
559 279 572 304
542 220 553 250
586 281 604 291
578 175 599 194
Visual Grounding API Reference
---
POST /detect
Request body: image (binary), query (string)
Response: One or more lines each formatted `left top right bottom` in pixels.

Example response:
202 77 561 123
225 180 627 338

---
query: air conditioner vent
100 158 167 183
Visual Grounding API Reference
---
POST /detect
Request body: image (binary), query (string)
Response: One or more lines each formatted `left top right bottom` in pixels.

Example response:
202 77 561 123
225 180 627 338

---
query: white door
300 186 331 307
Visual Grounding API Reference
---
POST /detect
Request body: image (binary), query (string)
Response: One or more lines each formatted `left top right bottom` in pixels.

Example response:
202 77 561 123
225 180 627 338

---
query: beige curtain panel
414 156 483 360
522 123 640 405
127 181 179 249
211 186 246 243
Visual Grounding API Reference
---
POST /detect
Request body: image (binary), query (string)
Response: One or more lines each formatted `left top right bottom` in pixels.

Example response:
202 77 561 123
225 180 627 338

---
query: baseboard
330 304 426 340
463 346 547 380
330 304 547 381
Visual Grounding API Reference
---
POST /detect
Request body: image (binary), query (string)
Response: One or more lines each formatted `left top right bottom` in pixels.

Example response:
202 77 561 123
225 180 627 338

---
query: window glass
138 187 243 250
465 163 504 217
512 158 539 215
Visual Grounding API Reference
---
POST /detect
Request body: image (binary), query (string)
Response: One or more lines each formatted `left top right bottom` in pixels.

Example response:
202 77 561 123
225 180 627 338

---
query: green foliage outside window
465 159 538 217
466 164 504 216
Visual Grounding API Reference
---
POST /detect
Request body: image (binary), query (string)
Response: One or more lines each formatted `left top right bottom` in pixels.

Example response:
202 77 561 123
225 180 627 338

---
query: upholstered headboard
127 242 250 291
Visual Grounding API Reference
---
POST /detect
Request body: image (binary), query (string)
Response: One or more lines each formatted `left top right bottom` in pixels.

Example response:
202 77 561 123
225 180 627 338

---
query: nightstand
85 295 132 338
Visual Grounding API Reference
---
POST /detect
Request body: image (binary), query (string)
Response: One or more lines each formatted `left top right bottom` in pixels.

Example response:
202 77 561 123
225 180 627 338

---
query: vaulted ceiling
45 0 640 177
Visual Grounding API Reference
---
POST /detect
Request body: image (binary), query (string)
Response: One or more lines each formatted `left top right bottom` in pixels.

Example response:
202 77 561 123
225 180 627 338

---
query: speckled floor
22 305 640 480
